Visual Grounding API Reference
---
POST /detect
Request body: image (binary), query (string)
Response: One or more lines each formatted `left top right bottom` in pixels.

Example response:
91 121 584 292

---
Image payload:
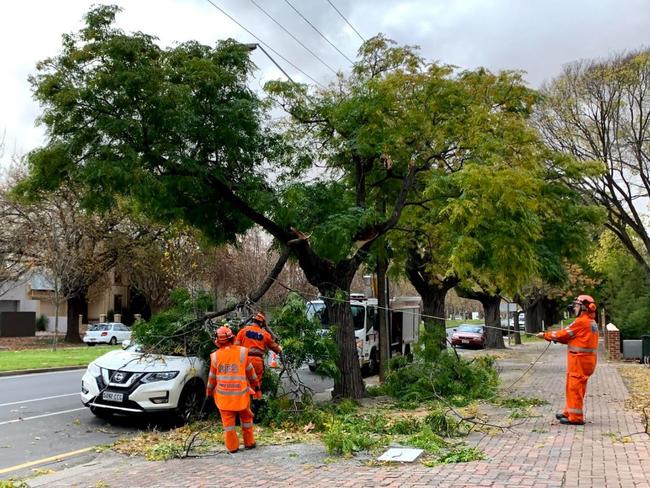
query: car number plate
102 391 123 402
461 339 470 344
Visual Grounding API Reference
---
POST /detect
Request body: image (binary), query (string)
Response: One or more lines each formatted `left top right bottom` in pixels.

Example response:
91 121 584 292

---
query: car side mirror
452 328 457 332
121 340 131 349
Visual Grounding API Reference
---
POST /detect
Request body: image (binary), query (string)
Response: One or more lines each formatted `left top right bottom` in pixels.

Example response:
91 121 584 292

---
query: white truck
306 294 421 374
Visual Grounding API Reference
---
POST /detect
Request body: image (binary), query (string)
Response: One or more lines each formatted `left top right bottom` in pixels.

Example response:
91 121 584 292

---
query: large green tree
17 8 466 397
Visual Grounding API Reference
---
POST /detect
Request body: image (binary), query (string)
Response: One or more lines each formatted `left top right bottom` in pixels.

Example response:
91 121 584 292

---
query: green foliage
36 314 49 332
270 293 339 380
591 232 650 338
322 416 380 455
0 480 28 488
437 445 485 464
382 332 498 404
144 441 185 461
130 288 214 359
424 409 466 437
405 426 446 453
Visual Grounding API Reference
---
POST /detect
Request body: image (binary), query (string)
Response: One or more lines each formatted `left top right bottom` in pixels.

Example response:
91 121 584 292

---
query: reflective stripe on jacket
206 346 258 411
543 313 599 354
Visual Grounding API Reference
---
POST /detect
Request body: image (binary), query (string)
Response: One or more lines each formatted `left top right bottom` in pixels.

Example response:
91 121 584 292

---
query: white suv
80 344 208 423
83 322 131 346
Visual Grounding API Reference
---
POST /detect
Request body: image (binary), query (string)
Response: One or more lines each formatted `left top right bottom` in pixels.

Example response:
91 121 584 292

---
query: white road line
0 393 79 408
0 407 86 426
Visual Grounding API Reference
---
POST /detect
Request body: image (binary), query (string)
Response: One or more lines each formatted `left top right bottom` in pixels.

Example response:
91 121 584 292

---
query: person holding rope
235 312 282 418
206 326 260 453
537 295 599 425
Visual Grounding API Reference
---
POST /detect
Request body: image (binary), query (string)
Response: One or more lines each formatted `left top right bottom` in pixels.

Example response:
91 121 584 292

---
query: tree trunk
481 295 504 349
377 250 390 381
542 297 562 328
65 291 87 343
404 247 458 350
325 293 366 399
524 300 544 333
421 289 449 348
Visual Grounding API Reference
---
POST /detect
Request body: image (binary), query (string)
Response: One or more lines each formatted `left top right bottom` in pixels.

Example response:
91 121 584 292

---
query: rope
267 275 545 337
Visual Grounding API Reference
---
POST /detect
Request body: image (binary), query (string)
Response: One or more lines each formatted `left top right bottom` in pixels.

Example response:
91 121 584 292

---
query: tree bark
65 291 87 343
481 295 504 349
456 287 504 349
325 290 366 399
404 247 458 348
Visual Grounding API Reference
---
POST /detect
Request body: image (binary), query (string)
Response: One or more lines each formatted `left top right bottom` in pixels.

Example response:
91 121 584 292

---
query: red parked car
450 324 486 349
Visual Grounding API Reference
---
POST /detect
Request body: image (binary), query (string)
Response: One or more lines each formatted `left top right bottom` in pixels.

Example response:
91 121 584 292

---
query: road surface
0 365 333 479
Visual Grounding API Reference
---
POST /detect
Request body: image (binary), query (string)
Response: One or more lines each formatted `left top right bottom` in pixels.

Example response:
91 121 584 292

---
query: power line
248 0 339 75
325 0 365 43
283 0 355 65
203 0 324 88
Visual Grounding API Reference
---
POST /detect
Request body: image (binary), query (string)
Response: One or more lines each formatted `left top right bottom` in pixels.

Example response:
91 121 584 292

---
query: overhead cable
248 0 339 75
325 0 365 43
283 0 355 65
203 0 324 88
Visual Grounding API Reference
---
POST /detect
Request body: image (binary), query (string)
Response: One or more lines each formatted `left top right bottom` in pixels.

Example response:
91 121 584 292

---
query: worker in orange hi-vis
206 326 260 453
234 312 282 418
537 295 599 425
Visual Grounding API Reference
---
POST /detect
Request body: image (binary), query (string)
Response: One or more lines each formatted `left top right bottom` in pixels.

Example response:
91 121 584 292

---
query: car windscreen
351 305 364 330
88 324 110 331
458 325 483 333
307 302 365 331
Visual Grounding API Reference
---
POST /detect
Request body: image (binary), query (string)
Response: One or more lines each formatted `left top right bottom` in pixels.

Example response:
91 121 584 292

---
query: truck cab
306 294 422 374
306 296 379 373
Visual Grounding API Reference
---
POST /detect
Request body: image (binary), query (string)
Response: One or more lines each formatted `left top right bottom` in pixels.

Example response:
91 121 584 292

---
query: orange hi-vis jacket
234 324 281 358
543 313 599 353
206 345 259 411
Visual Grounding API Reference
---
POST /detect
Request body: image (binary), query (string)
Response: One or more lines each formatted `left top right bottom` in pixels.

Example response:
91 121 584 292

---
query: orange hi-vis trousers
248 356 265 399
219 408 255 453
563 351 597 423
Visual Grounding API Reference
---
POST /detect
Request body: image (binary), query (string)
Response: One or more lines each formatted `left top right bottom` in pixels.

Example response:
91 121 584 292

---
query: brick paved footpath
30 342 650 488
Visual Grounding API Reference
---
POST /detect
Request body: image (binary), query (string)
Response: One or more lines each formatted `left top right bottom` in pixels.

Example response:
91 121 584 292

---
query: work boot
228 449 239 454
559 417 584 425
245 443 257 450
555 413 567 420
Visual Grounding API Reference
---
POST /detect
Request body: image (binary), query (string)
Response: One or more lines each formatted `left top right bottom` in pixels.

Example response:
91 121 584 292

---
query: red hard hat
575 295 595 306
215 326 234 343
253 312 266 324
574 295 596 312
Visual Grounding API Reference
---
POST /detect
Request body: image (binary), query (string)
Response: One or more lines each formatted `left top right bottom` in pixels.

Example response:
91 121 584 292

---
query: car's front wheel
109 337 117 345
176 381 204 424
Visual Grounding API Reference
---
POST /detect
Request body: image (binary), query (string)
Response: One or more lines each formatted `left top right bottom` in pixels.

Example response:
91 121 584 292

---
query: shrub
322 416 379 455
36 314 49 332
382 351 498 405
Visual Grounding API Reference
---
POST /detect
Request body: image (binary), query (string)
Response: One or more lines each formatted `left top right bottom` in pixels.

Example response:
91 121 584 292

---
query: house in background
0 270 132 333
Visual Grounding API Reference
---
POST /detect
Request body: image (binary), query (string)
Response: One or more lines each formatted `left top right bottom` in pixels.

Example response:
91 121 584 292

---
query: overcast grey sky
1 0 648 170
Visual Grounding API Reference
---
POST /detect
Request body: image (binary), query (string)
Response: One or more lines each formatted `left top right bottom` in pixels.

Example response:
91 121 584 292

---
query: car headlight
141 371 180 383
88 362 101 376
